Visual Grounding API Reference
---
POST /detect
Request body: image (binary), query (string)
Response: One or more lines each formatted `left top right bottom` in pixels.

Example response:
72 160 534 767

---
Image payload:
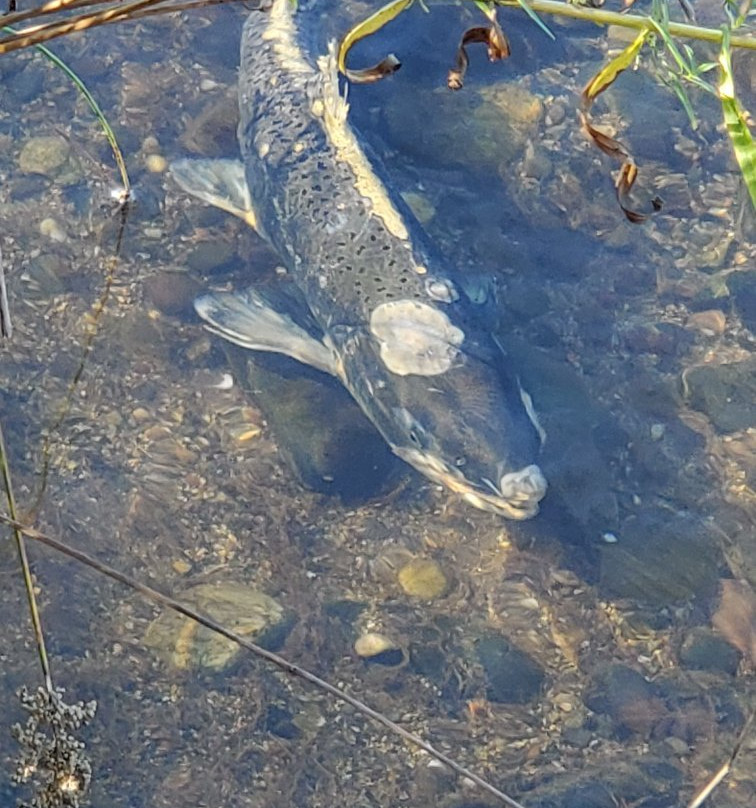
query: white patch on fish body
499 465 547 505
425 277 459 303
370 300 465 376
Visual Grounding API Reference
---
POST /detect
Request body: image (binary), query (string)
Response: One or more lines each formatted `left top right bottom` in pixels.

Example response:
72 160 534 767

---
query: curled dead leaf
344 54 401 85
447 18 510 91
579 30 663 223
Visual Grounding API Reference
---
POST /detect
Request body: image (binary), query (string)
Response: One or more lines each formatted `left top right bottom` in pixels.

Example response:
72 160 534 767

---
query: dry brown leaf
447 22 510 91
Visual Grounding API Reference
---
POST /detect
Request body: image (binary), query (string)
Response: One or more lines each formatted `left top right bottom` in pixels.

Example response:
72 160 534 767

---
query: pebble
650 423 665 441
131 407 151 422
39 218 67 243
397 558 448 600
684 358 756 433
18 135 70 178
686 309 726 336
476 633 545 703
144 582 290 671
144 153 167 173
354 632 405 666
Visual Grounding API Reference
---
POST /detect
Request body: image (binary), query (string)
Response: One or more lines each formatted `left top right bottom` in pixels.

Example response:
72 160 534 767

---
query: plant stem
491 0 756 50
0 422 54 693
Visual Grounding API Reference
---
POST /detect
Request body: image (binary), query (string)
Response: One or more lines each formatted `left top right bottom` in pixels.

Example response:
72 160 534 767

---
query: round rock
397 558 448 600
144 581 290 671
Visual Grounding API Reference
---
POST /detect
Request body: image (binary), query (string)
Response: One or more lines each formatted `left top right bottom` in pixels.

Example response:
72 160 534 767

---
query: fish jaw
393 447 547 520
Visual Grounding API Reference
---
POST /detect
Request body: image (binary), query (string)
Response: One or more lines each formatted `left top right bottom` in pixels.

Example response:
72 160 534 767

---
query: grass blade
337 0 415 75
718 28 756 210
513 0 555 41
583 27 650 103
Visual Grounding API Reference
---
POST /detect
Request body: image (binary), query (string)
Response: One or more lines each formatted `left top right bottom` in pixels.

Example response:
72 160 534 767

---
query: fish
171 0 548 519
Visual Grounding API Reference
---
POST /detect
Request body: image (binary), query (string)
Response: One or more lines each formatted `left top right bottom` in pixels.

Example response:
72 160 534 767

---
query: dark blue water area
0 2 754 807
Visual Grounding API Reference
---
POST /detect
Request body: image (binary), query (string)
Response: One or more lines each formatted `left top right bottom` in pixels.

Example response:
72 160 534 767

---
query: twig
0 0 246 55
687 711 754 808
0 0 110 29
0 428 53 693
0 512 529 808
0 245 11 339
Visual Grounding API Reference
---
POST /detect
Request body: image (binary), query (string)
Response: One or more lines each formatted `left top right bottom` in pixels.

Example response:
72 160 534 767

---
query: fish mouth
394 449 547 520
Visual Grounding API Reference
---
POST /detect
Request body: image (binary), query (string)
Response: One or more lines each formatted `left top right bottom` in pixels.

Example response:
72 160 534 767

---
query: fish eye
409 429 422 446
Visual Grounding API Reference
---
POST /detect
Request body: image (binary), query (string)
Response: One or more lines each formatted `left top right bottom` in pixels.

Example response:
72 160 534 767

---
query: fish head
387 356 547 520
332 309 547 519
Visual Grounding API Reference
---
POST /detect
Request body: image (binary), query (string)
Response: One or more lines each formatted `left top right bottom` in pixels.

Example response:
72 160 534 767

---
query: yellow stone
145 153 167 173
397 558 448 600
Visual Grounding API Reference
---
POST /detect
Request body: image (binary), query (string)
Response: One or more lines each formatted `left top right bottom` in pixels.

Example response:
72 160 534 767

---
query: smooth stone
143 271 202 316
727 269 756 332
584 665 665 738
684 358 756 433
18 135 69 175
476 633 545 704
144 581 291 672
18 135 80 183
679 628 740 676
599 511 720 606
397 558 448 600
686 309 726 336
354 632 405 667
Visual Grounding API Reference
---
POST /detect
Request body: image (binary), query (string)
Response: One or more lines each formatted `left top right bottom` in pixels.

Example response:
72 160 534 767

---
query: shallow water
0 2 754 807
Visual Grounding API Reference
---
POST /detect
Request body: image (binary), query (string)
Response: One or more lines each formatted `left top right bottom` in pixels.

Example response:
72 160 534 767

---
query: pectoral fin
171 159 258 231
195 288 337 376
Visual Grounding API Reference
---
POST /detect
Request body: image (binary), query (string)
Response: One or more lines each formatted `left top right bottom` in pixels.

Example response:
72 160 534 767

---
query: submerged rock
727 269 756 332
144 581 291 671
599 511 720 606
18 135 81 183
354 632 406 667
684 358 756 433
476 633 545 703
584 664 665 738
679 628 740 676
384 80 542 174
397 558 448 600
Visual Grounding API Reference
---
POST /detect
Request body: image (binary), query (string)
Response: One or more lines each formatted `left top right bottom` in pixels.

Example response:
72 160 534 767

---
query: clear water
0 2 754 806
